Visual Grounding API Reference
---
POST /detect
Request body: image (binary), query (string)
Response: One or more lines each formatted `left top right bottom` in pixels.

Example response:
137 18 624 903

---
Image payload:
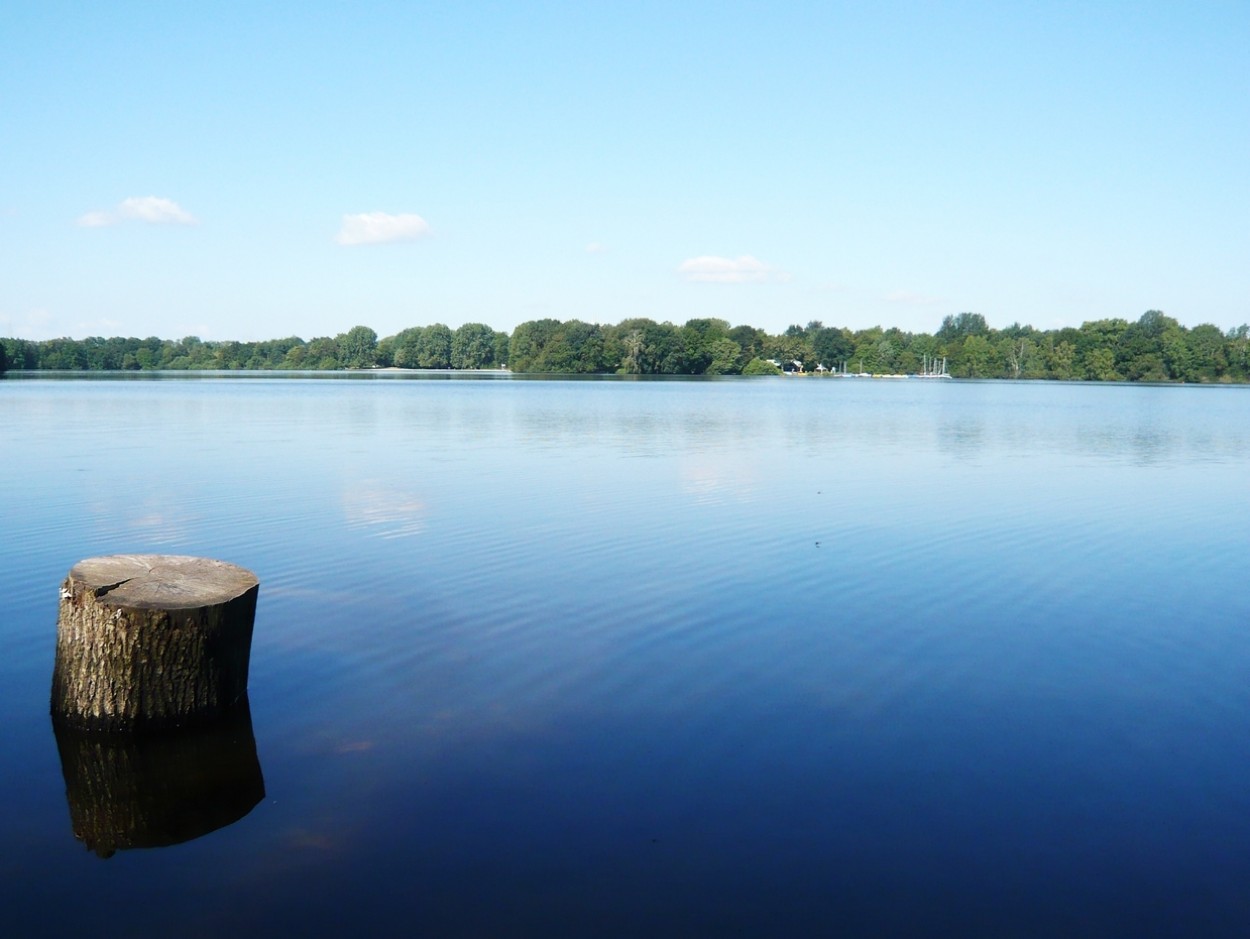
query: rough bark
51 555 259 732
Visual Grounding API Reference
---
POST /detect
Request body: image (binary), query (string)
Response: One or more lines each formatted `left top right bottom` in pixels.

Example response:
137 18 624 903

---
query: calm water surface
2 374 1249 936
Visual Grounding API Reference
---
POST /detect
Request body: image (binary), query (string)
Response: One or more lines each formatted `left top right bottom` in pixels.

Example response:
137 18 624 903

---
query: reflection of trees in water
54 699 264 858
935 417 1250 466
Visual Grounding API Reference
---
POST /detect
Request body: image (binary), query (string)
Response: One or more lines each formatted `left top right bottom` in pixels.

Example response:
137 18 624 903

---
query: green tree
451 322 497 369
957 334 999 377
847 326 885 373
1084 346 1120 381
1000 335 1034 379
877 327 917 373
1225 325 1250 381
704 338 743 375
727 325 766 366
176 336 214 369
508 319 562 372
1076 319 1128 380
1157 329 1190 381
1114 310 1170 380
606 318 686 374
281 344 309 369
1185 324 1226 381
618 327 646 374
390 327 423 368
39 338 86 369
545 320 608 372
812 327 854 371
643 322 687 373
742 357 782 375
374 336 395 368
681 318 731 374
417 324 452 368
764 332 815 372
907 333 941 376
494 330 510 368
305 336 339 369
937 312 990 341
1044 338 1078 380
14 339 39 369
337 325 378 368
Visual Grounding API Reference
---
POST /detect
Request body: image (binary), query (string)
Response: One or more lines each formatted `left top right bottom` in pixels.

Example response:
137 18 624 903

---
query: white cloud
585 241 606 254
76 211 113 228
678 254 789 284
118 196 196 224
77 196 197 227
336 211 431 246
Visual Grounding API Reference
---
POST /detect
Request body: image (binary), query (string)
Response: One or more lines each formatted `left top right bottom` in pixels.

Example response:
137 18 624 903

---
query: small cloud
885 290 942 305
76 211 113 228
77 196 197 227
585 241 606 254
678 254 789 284
336 211 430 246
119 196 196 224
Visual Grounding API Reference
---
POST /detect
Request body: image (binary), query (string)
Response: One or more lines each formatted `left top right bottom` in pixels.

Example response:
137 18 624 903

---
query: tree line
3 311 1249 382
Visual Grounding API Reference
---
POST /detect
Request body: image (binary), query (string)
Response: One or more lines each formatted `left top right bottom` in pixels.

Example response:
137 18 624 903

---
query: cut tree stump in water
51 555 259 732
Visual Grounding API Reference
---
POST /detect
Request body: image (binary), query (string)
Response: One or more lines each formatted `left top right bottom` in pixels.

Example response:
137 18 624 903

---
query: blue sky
2 1 1246 341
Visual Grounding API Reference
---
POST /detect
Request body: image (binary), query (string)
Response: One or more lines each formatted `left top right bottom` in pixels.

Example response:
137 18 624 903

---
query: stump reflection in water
53 698 265 858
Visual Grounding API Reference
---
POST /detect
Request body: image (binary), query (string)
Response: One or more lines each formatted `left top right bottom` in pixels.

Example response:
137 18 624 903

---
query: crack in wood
92 578 134 599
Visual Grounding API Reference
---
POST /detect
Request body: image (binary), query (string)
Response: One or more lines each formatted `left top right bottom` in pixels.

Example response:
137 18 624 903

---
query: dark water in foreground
3 373 1249 937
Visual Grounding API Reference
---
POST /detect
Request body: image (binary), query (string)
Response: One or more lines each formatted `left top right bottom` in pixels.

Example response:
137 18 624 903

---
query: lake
3 373 1249 937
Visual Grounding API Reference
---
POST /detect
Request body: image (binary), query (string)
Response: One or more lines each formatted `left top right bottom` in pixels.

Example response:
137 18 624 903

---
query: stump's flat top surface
69 555 258 610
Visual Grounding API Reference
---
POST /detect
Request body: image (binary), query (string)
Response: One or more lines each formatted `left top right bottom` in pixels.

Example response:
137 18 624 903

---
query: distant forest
3 311 1250 382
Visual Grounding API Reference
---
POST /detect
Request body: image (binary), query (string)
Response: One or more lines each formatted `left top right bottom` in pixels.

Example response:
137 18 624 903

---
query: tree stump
51 555 259 732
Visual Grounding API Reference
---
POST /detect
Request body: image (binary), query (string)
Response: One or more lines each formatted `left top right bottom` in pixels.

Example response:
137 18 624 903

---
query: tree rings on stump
51 555 259 732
